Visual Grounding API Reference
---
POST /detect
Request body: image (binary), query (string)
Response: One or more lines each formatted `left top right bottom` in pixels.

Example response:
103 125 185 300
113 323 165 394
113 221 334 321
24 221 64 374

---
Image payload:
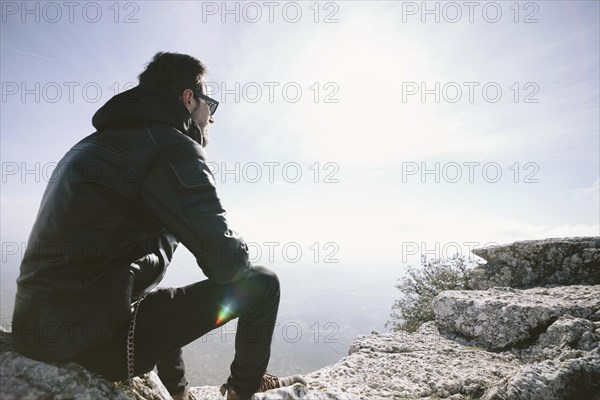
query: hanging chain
127 293 148 384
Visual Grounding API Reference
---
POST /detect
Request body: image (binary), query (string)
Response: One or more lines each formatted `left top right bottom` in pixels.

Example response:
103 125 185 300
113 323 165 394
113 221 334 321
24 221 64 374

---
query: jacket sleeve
139 143 252 284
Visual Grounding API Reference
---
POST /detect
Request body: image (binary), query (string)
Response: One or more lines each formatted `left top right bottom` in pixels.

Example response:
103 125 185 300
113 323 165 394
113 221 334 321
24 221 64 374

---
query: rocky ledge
433 285 600 350
469 237 600 289
1 237 599 399
0 329 169 400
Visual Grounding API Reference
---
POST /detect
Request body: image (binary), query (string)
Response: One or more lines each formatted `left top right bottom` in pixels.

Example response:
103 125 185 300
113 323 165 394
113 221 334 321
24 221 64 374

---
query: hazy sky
1 1 599 274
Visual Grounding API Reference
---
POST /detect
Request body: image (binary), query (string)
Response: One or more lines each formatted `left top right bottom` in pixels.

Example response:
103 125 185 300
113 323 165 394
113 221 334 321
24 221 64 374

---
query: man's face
189 82 214 146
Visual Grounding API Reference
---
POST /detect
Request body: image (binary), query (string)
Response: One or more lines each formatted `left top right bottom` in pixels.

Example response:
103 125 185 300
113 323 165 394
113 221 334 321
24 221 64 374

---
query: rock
0 329 171 400
303 322 521 399
530 315 597 360
432 285 600 350
191 383 320 400
432 285 600 399
483 351 600 400
481 315 600 399
119 374 172 400
470 237 600 289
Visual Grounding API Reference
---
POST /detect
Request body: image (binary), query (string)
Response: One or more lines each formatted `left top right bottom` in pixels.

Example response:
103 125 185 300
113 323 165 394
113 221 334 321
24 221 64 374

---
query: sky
0 0 598 385
2 1 598 267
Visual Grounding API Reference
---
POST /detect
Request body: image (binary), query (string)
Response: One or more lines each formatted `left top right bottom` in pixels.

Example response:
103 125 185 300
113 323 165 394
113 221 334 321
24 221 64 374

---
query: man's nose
209 116 214 124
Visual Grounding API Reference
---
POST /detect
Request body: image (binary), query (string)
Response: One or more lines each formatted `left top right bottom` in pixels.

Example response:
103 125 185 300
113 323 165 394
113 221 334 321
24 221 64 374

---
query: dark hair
138 52 207 96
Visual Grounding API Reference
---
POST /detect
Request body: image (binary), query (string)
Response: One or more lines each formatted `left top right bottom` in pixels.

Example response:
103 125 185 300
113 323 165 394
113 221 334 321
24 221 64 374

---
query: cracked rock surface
432 285 600 350
0 329 170 400
470 237 600 289
304 323 520 400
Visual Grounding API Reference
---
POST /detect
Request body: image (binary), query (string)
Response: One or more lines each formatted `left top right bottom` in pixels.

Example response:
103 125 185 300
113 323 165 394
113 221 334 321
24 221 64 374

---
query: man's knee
249 265 280 296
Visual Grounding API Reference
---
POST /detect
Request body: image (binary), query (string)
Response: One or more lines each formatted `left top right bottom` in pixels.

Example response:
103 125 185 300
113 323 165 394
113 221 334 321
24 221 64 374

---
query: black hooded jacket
12 85 251 361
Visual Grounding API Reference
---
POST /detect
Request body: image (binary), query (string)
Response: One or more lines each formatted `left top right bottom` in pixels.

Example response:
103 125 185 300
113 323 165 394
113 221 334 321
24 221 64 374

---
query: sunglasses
192 89 219 116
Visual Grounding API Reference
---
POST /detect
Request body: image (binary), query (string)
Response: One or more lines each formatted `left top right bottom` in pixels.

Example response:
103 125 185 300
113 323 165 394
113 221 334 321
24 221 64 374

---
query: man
12 52 305 400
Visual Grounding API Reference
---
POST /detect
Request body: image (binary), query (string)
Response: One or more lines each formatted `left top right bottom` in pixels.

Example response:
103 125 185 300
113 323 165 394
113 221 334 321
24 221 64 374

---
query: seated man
11 51 305 400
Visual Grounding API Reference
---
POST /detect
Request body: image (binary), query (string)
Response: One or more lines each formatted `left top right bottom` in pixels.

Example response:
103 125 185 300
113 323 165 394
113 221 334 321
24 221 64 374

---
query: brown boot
219 372 306 400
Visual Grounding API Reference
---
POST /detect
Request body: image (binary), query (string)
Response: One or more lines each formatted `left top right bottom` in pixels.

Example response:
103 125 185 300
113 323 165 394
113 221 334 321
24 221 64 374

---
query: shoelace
219 372 281 397
257 372 280 391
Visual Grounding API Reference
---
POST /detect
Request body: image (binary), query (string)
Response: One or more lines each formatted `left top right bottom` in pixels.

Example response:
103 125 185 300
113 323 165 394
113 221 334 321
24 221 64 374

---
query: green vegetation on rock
387 255 475 332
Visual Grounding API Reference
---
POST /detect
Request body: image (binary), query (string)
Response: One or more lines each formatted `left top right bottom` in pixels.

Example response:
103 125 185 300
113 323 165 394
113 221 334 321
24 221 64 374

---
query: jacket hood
92 84 203 145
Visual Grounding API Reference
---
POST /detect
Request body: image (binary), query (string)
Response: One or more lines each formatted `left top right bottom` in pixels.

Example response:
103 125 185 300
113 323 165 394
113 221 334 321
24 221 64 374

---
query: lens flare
216 305 232 324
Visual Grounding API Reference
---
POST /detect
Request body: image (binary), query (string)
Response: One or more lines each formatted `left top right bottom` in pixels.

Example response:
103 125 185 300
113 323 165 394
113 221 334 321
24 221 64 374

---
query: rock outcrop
433 285 600 350
305 323 521 400
0 329 171 400
2 237 599 399
432 287 600 399
481 313 600 400
469 237 600 289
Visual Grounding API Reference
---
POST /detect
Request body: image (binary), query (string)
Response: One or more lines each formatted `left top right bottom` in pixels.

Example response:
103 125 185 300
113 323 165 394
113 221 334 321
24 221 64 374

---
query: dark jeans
70 266 280 398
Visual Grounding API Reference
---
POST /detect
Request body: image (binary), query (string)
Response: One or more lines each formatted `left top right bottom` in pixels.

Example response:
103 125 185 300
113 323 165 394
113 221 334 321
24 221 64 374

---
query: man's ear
180 89 194 111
